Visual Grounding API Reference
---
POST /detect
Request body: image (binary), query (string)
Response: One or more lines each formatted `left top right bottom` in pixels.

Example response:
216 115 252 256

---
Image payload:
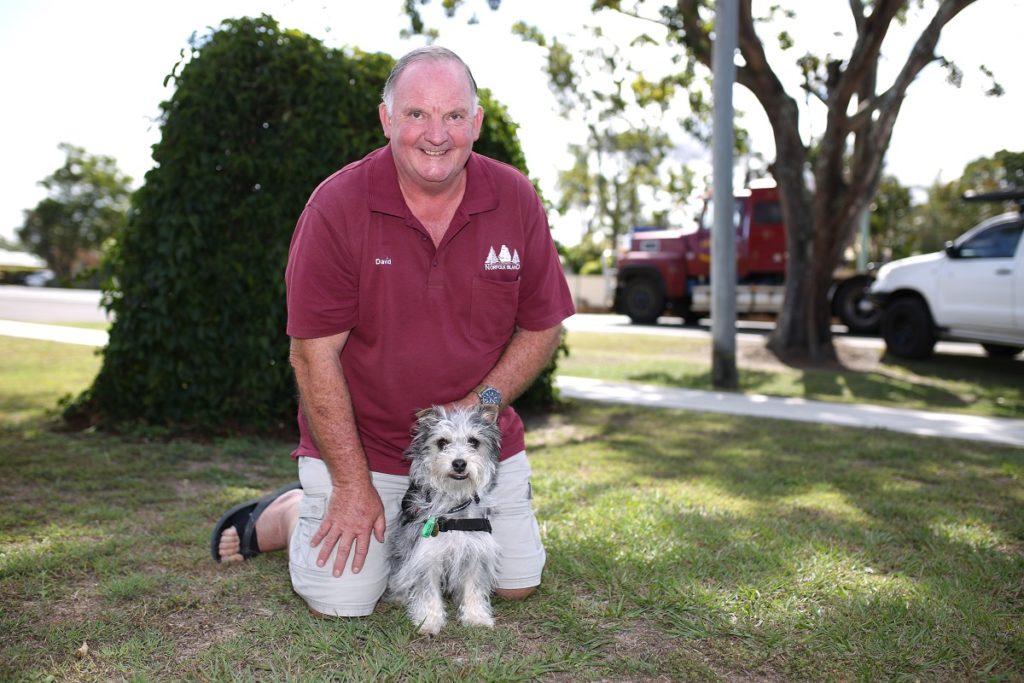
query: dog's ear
477 403 499 424
411 406 445 439
414 405 447 421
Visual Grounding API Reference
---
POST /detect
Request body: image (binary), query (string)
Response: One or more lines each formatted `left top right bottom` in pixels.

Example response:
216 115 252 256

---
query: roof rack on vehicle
961 189 1024 213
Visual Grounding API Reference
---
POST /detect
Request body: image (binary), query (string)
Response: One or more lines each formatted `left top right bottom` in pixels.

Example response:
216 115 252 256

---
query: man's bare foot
217 526 245 564
210 483 301 563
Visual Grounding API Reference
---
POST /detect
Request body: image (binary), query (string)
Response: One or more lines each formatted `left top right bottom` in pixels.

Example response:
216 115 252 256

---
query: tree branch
734 0 786 106
800 82 828 105
677 0 712 69
868 0 977 157
845 0 978 237
598 4 677 31
848 0 866 33
834 0 902 106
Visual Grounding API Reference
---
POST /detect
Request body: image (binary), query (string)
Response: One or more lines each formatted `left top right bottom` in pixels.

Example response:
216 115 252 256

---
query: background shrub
68 14 553 433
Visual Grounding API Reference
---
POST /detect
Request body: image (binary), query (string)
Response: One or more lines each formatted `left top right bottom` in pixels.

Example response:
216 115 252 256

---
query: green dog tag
421 517 437 538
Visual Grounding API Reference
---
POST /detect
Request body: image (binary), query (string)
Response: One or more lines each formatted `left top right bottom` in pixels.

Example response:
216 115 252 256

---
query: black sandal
210 482 302 562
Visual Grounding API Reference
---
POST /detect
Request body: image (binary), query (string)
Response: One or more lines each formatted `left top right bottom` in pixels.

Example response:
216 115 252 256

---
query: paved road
0 285 110 323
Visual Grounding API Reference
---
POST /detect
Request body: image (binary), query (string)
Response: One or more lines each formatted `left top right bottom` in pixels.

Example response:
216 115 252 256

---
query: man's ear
472 105 484 142
379 102 392 139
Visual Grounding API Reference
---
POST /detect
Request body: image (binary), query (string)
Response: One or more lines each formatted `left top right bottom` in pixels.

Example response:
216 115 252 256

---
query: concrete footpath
556 376 1024 448
3 319 1023 449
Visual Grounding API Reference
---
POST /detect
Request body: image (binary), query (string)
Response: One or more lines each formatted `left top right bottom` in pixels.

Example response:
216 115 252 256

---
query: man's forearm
471 324 563 407
290 336 371 487
289 334 385 576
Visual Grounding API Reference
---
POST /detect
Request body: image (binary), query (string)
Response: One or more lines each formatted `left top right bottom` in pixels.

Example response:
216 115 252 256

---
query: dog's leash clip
421 517 439 538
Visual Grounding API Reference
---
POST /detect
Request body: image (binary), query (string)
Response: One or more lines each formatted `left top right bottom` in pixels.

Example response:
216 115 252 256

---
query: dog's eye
468 437 480 449
436 438 449 450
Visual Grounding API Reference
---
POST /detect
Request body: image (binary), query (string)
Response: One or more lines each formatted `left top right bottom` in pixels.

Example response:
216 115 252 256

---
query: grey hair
381 45 480 117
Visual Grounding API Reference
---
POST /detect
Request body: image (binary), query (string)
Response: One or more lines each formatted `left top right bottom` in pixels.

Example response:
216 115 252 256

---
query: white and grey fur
385 404 502 635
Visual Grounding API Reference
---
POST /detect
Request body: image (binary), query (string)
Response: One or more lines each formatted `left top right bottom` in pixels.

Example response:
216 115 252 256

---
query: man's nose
424 117 448 144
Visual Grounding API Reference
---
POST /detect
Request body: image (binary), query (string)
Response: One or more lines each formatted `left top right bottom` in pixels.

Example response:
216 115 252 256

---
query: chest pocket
470 276 520 345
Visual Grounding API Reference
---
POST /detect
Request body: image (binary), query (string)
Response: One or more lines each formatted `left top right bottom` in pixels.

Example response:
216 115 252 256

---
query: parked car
870 198 1023 359
23 269 55 287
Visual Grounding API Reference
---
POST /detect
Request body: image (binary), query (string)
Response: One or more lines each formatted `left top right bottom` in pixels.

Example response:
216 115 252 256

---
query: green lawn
1 334 1022 681
560 331 1024 418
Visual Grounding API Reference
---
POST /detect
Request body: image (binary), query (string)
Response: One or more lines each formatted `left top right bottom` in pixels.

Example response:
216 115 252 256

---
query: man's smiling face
379 58 484 197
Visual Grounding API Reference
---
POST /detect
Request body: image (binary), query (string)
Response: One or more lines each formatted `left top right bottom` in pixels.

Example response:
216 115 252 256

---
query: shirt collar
367 145 499 218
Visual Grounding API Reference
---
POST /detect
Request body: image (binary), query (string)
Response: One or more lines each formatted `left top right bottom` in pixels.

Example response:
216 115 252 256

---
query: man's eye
436 438 449 450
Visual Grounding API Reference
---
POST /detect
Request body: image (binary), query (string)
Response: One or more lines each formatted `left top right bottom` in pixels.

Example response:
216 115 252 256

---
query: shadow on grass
2 404 1022 681
628 364 977 412
883 351 1024 416
526 402 1024 678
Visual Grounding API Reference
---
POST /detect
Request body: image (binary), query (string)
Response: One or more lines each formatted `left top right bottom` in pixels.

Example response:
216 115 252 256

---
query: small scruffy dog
386 403 502 635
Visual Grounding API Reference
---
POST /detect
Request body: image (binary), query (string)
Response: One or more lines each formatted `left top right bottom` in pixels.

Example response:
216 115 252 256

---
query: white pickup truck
870 204 1023 359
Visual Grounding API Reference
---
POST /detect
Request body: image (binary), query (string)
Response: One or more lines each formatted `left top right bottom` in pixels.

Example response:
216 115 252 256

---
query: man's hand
311 477 386 577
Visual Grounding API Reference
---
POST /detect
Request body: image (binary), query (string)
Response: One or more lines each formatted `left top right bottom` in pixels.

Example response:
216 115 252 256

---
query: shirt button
433 260 439 267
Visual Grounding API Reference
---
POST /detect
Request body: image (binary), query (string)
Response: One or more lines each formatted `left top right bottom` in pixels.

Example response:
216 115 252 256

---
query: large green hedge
69 15 554 433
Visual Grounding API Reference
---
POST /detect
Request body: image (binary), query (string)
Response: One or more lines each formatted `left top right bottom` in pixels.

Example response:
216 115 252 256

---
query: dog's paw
459 609 495 629
417 616 446 636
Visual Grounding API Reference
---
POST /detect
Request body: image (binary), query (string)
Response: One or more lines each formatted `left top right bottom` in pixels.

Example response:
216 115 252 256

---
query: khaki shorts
288 451 545 617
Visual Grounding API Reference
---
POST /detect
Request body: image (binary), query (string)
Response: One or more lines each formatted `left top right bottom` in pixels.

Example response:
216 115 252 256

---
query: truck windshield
700 198 745 233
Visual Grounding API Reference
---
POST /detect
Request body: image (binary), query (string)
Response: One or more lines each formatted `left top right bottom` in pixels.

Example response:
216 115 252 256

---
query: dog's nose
451 459 467 474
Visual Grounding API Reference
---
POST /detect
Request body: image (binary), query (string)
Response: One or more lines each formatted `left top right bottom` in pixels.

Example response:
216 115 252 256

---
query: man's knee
495 586 537 601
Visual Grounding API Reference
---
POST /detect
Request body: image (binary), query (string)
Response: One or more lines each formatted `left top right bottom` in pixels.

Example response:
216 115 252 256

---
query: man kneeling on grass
210 45 574 617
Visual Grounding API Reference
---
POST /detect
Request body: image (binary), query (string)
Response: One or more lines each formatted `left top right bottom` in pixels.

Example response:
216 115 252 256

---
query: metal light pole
711 0 739 389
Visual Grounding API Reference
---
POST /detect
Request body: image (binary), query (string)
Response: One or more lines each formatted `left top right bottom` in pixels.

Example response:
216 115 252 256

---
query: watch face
478 387 502 405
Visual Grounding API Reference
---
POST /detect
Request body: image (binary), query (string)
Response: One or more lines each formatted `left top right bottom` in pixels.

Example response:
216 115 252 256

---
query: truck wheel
881 298 936 359
623 277 664 325
832 276 881 335
981 343 1023 358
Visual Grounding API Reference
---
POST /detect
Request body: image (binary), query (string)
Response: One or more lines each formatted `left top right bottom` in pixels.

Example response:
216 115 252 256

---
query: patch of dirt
608 617 684 661
737 337 884 374
521 408 597 450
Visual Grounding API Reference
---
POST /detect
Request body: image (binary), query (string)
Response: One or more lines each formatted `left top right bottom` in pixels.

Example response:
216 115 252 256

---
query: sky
2 0 1022 247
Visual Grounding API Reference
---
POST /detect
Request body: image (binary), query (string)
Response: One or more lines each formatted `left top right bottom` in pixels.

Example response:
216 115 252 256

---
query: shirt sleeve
285 202 360 338
514 177 576 331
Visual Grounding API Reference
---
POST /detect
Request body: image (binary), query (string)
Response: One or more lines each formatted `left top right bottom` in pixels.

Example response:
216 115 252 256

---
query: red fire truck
612 182 880 333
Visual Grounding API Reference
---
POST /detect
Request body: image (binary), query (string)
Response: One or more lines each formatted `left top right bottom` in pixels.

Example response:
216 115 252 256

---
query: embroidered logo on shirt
375 257 392 266
484 245 520 271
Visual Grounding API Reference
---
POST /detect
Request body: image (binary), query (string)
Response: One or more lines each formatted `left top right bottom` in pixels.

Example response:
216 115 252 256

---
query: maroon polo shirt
285 146 575 475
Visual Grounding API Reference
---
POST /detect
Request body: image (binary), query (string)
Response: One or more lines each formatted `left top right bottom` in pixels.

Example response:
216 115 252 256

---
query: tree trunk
728 0 831 359
673 0 977 360
765 101 829 360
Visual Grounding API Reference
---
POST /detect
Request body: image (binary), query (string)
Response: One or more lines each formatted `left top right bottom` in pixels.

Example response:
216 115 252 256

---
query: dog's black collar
434 516 492 534
420 515 492 536
400 483 490 535
421 497 491 536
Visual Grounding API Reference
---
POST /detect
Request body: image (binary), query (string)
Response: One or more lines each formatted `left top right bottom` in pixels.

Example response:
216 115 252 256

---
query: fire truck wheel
881 297 936 359
623 277 664 325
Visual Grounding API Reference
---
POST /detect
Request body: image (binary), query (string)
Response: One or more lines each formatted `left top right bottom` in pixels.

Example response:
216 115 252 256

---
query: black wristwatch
474 384 502 406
